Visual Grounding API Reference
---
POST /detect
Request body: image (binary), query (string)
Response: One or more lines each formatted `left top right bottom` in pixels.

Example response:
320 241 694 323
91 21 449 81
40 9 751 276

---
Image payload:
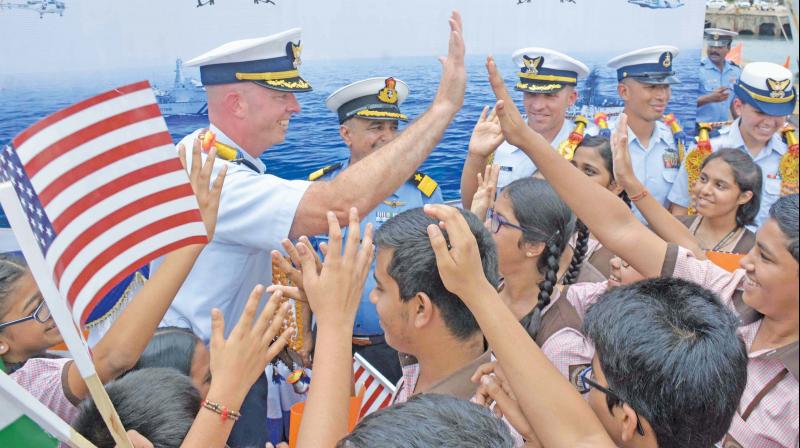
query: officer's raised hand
178 137 227 241
432 11 466 113
485 56 538 150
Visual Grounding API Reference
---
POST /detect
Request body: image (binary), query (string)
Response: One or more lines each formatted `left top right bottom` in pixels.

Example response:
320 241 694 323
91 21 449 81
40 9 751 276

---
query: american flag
353 353 396 419
0 81 207 325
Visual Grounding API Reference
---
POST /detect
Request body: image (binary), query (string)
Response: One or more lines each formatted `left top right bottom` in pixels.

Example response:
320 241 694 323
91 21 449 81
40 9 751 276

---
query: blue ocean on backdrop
0 51 700 223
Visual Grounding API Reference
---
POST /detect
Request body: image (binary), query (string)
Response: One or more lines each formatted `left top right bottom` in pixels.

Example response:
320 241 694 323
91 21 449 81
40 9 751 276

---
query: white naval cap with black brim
326 77 410 124
704 28 738 48
734 62 796 117
511 47 590 94
608 45 681 86
184 28 312 93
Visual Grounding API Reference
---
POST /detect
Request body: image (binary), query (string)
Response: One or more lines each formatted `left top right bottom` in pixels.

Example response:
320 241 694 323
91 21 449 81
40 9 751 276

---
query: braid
563 221 590 285
620 191 632 209
528 236 561 339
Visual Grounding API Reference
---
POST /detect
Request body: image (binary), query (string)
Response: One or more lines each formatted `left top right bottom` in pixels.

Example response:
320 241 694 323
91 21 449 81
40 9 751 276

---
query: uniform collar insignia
383 199 407 208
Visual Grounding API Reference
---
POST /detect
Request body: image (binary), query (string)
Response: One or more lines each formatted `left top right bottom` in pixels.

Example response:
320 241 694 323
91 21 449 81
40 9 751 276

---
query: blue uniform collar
626 121 672 148
725 118 787 157
208 124 267 174
701 57 734 73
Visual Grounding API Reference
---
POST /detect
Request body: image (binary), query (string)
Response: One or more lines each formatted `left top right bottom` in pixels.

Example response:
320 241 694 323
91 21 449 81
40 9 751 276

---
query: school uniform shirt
668 119 787 229
157 125 311 343
10 357 80 423
696 57 741 125
493 118 598 189
310 161 443 336
662 244 799 448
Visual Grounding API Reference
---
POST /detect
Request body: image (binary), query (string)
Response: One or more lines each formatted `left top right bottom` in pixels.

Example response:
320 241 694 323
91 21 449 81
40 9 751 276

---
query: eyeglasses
0 300 52 331
576 366 645 436
488 208 526 234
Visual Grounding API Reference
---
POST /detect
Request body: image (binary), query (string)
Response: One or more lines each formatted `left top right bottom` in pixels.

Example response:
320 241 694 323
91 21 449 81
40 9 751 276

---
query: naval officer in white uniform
155 15 466 446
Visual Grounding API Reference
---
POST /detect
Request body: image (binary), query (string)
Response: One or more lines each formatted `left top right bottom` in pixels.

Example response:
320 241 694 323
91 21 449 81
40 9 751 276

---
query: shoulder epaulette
410 171 438 197
308 162 343 181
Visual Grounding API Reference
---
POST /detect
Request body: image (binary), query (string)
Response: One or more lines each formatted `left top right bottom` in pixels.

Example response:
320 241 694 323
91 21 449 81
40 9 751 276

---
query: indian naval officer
308 77 443 382
669 62 796 228
607 45 684 222
154 14 466 446
696 28 741 125
461 48 596 207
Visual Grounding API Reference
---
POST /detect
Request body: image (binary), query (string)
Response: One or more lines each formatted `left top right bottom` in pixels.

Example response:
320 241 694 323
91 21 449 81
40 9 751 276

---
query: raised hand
208 285 294 400
609 113 638 192
469 105 505 157
179 136 227 241
423 204 492 302
470 164 501 221
472 362 539 445
296 208 374 328
485 56 538 149
433 11 466 113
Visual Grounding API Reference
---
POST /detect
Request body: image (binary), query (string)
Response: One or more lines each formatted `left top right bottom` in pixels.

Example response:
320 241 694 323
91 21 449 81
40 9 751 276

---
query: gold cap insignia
662 52 672 68
378 77 399 104
291 42 303 69
767 78 791 99
523 55 543 75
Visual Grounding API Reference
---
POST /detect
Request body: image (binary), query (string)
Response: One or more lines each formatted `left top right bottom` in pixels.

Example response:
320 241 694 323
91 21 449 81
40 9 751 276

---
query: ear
413 292 434 329
617 82 628 101
566 88 578 107
732 97 743 116
224 89 247 119
608 180 625 196
339 124 353 147
737 190 754 206
0 337 9 356
618 402 642 443
523 240 545 258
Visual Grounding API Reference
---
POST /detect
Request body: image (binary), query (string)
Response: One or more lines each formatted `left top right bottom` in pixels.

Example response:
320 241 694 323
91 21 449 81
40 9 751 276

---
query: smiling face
0 272 62 363
734 100 785 144
707 44 731 65
739 218 799 317
522 87 577 136
608 256 645 288
369 248 416 354
692 157 752 221
619 79 671 122
341 118 399 161
240 83 302 150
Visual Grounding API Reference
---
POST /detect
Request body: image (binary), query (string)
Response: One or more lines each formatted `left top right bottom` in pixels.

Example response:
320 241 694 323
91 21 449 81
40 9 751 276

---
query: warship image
154 58 208 116
568 67 625 119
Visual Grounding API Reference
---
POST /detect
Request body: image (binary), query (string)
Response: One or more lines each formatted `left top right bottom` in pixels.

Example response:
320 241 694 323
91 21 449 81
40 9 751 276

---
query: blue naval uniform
310 160 443 336
493 118 598 189
696 57 741 125
612 118 682 222
155 125 311 343
668 118 787 229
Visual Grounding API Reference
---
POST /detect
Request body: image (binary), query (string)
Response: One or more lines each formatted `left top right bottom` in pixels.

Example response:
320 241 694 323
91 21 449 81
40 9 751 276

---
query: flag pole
0 371 97 448
0 183 133 448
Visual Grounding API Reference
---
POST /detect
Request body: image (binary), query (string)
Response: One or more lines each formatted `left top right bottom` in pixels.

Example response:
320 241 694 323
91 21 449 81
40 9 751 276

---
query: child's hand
470 164 501 220
469 105 504 157
179 135 226 242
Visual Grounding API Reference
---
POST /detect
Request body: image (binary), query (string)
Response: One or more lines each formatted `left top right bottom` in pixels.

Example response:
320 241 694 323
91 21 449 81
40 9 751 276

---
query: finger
189 135 202 183
253 289 285 337
487 104 498 122
210 308 225 354
265 326 295 362
272 249 298 277
476 171 485 188
236 284 265 335
298 236 323 272
325 211 343 261
486 57 514 107
470 361 499 383
319 242 329 258
260 299 291 346
296 240 321 286
356 223 375 279
489 164 501 188
199 144 217 190
267 284 308 303
211 164 227 199
478 105 489 123
178 144 187 172
281 238 304 269
423 203 476 255
343 207 361 261
426 222 456 273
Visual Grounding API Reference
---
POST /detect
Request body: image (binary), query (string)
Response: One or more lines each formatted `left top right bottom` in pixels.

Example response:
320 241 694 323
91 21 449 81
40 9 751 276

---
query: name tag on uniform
662 152 680 169
500 166 513 172
376 211 398 223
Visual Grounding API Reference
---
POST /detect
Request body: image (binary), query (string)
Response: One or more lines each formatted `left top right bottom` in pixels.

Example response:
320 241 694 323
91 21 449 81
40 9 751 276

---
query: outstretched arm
290 12 466 239
485 57 667 279
67 139 226 400
610 115 704 258
461 105 504 210
424 204 615 448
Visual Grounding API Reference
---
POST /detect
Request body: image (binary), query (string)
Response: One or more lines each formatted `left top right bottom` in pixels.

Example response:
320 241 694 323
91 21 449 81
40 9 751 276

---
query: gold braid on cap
780 124 799 196
686 123 713 215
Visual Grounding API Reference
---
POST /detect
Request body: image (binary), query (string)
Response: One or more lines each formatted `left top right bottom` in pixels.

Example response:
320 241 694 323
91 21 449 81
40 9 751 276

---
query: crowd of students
0 10 797 448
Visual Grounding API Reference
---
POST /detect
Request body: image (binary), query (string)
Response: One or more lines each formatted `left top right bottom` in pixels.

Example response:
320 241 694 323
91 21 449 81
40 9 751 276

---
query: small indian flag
0 358 83 447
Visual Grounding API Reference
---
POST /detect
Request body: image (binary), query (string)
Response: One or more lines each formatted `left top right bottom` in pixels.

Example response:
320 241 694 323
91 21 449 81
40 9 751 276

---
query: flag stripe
58 198 201 300
53 184 195 282
29 117 166 193
23 104 163 178
67 213 203 307
45 171 190 270
359 385 383 419
72 222 206 321
51 158 182 231
78 235 206 324
12 81 151 150
36 131 172 205
355 366 365 380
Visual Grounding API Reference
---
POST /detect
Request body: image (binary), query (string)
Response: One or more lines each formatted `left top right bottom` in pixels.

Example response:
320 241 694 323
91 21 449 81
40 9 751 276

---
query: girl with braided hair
490 177 594 380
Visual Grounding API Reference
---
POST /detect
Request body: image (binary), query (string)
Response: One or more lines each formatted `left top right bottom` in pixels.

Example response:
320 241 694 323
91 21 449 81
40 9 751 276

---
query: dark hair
770 194 799 262
73 368 200 448
374 208 499 340
700 148 763 227
574 135 632 208
0 255 29 321
563 220 590 285
132 327 202 376
583 278 747 448
336 394 514 448
504 178 575 336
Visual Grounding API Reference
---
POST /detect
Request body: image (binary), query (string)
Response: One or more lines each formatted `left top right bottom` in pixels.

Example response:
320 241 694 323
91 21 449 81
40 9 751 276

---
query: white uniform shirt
156 125 310 342
493 118 597 189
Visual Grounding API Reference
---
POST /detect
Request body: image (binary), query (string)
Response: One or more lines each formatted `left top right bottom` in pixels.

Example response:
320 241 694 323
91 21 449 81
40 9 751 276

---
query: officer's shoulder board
410 171 438 197
308 162 343 181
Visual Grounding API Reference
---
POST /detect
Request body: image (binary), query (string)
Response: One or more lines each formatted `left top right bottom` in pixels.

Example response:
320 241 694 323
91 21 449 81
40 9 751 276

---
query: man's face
242 84 301 149
341 118 399 160
707 44 731 65
522 87 577 135
369 248 415 354
734 99 785 144
618 80 671 122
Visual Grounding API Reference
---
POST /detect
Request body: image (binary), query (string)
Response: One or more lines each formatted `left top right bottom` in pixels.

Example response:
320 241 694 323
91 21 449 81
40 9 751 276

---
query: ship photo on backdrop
0 0 706 200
